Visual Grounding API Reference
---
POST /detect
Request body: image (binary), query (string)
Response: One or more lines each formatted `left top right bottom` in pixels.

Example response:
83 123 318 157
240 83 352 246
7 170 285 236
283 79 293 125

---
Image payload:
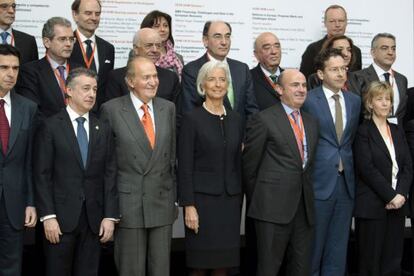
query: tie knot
383 72 391 83
0 32 8 44
85 39 93 46
76 117 86 125
269 74 278 84
141 103 149 113
291 110 300 121
0 99 5 107
332 94 340 102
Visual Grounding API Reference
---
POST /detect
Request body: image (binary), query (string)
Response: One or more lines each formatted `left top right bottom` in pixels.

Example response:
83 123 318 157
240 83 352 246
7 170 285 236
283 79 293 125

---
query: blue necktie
76 117 88 168
0 32 8 45
57 65 66 82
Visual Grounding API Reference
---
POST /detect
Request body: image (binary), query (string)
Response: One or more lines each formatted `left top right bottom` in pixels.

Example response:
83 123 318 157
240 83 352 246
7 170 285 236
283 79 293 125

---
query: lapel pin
95 125 99 130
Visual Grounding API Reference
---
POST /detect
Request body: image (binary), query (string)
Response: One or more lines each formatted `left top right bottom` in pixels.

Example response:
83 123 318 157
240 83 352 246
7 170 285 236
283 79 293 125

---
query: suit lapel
7 91 22 155
59 110 84 170
228 59 238 111
119 96 152 159
394 73 406 115
368 120 391 161
341 92 354 144
367 65 380 82
39 57 65 106
96 36 105 75
145 98 164 173
85 115 99 170
302 112 316 170
315 88 338 143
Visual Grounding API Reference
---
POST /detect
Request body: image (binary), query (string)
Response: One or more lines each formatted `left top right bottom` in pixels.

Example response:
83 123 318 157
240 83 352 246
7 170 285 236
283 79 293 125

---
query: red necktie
0 99 10 155
141 104 155 149
291 110 304 161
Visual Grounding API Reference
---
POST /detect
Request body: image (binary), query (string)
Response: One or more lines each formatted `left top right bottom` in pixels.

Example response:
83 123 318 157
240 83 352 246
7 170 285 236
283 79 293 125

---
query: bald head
254 32 281 73
132 27 162 63
276 69 307 109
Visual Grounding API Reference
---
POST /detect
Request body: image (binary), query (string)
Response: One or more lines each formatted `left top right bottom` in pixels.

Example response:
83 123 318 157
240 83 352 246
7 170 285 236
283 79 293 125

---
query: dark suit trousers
44 205 100 276
255 195 313 276
356 214 405 276
0 195 24 276
312 174 353 276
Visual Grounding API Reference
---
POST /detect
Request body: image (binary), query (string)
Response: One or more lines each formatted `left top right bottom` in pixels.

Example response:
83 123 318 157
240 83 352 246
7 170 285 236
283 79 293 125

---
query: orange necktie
141 103 155 149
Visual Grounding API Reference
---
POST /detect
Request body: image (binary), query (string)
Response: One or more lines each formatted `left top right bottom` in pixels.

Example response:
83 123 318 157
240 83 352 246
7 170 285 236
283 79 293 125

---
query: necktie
227 80 234 109
76 117 88 168
269 74 278 84
84 39 97 72
141 104 155 149
332 94 344 171
383 72 391 84
0 100 9 155
0 32 8 45
57 65 66 82
290 110 304 162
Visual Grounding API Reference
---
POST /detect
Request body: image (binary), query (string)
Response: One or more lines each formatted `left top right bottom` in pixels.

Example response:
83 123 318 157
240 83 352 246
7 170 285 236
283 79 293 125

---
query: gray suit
100 94 176 276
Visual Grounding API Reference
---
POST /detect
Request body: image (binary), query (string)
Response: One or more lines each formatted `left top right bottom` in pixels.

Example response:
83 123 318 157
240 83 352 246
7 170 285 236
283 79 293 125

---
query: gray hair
196 60 231 97
371 33 396 49
42 17 72 39
66 67 98 89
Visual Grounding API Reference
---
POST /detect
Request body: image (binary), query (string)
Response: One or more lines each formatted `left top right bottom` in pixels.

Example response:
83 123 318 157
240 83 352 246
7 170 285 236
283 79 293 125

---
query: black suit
354 120 412 275
243 103 319 276
299 35 362 78
0 91 37 276
104 65 180 104
12 29 38 65
70 32 115 108
250 64 282 110
16 57 82 120
34 109 119 276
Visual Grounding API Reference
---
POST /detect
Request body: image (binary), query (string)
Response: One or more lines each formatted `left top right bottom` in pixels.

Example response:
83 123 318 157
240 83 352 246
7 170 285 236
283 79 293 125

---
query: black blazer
242 103 319 225
69 33 115 107
0 92 37 230
299 35 362 78
16 57 82 120
250 64 282 110
13 29 38 65
404 119 414 214
34 109 119 233
354 120 412 219
104 65 180 104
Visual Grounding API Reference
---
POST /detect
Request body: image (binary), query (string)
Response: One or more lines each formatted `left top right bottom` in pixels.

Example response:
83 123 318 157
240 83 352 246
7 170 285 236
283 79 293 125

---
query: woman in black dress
178 60 243 276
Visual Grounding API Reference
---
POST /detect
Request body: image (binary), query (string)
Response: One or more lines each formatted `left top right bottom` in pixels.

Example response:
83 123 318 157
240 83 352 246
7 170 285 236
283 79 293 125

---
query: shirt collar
0 91 11 106
322 85 343 100
76 29 96 44
260 64 280 77
0 27 12 35
207 52 227 64
66 105 89 122
281 102 300 115
47 54 68 70
130 92 154 112
372 62 393 78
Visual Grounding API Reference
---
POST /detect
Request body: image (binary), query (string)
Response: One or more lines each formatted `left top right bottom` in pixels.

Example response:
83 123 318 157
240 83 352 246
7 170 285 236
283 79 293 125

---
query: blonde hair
363 81 393 119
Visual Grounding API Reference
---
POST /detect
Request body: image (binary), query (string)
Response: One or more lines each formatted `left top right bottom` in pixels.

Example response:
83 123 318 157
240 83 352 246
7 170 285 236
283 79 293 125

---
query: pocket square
105 60 111 64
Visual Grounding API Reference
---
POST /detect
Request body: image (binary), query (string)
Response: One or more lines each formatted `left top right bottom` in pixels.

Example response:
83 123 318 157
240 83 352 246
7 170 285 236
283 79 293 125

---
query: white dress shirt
372 62 400 116
76 30 100 71
130 92 156 133
66 105 90 140
322 86 347 130
0 27 13 45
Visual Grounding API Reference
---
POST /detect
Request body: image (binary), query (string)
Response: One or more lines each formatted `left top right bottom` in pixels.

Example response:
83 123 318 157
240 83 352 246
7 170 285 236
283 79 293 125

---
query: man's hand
24 206 37 227
43 218 62 244
99 218 115 243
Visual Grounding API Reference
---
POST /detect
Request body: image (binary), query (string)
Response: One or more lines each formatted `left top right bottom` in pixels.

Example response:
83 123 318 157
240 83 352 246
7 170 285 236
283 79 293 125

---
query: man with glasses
104 28 180 104
0 0 38 64
302 48 361 276
181 20 258 127
16 17 81 121
300 5 362 78
70 0 115 108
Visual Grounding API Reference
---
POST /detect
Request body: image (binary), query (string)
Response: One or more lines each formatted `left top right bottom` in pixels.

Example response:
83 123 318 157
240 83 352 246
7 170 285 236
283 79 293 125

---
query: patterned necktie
0 32 8 45
0 100 9 155
269 74 278 84
332 94 344 171
291 110 304 162
84 39 97 72
76 117 88 168
57 65 66 82
383 72 391 84
141 104 155 149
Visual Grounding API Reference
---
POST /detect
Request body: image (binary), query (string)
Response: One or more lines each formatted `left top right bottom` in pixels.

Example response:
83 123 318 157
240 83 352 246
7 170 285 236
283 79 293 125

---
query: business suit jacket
250 64 283 110
243 103 319 225
16 57 82 120
181 53 259 126
34 109 119 233
70 33 115 107
100 95 176 228
104 65 180 104
349 64 408 123
354 120 412 219
0 91 37 230
302 86 361 200
299 35 362 78
403 120 414 215
13 29 38 65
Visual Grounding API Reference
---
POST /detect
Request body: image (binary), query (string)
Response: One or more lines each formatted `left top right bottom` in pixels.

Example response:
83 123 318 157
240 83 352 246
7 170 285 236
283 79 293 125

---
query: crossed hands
385 194 406 210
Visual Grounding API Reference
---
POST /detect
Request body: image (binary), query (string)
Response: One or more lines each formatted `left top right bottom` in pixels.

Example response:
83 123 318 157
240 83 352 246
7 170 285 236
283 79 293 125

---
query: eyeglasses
54 36 76 44
326 66 348 74
0 3 16 10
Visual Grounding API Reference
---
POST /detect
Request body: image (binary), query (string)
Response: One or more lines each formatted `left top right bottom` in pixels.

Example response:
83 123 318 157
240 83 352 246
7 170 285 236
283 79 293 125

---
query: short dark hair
0 45 21 64
321 35 355 69
141 10 174 45
371 33 396 49
202 21 232 37
71 0 101 12
66 67 98 89
314 48 344 71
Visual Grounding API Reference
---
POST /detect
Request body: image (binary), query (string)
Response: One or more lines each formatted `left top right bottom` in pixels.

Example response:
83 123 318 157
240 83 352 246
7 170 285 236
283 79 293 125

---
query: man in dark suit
350 33 407 125
104 28 179 104
243 69 319 276
299 5 362 78
181 20 258 126
70 0 115 108
251 32 283 110
0 0 38 64
302 48 361 276
34 67 119 276
16 17 81 121
100 56 176 276
0 44 37 276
